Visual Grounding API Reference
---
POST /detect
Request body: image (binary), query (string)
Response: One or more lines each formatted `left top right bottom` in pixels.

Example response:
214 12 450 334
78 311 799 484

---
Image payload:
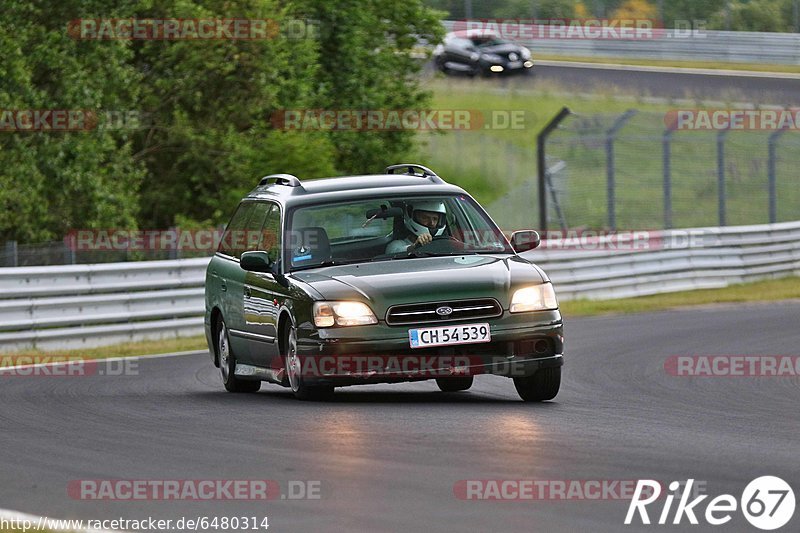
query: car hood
290 255 547 316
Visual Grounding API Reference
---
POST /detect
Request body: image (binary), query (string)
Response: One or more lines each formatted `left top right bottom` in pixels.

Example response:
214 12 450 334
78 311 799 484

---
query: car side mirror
240 251 273 272
510 230 540 253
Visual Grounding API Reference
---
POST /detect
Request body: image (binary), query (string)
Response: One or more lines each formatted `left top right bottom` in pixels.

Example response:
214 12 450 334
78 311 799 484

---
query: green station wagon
204 164 564 401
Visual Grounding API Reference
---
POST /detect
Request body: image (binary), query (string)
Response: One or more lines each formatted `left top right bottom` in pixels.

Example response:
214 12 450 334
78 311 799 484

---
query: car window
218 202 254 258
218 201 278 259
287 194 512 271
292 200 394 242
259 204 281 264
471 36 509 47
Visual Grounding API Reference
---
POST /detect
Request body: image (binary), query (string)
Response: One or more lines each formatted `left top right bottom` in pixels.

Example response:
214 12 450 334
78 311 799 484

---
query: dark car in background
204 164 563 402
433 30 534 76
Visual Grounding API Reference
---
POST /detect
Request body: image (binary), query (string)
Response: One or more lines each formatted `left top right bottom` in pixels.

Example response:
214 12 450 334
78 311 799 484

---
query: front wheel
284 325 334 401
436 376 473 392
513 367 560 402
217 319 260 393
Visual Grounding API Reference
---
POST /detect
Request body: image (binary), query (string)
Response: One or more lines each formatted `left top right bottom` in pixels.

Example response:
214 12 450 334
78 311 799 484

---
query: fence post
605 110 637 231
4 240 18 267
62 235 77 264
168 226 179 260
717 129 729 226
663 128 674 229
537 107 572 232
767 128 787 224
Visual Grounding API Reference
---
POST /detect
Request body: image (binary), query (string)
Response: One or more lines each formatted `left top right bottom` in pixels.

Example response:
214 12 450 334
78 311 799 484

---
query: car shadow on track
191 389 560 406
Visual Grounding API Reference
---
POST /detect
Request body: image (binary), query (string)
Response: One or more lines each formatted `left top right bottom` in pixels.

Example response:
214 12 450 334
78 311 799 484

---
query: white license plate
408 323 491 349
508 61 523 69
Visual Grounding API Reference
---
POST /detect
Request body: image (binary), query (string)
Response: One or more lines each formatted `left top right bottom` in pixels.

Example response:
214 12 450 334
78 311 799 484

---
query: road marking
535 59 800 79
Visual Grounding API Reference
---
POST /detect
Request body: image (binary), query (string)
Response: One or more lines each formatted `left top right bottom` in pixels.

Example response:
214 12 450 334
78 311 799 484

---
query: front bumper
295 310 563 385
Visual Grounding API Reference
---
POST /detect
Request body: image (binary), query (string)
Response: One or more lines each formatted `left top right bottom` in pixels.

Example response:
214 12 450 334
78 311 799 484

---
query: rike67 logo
626 477 795 530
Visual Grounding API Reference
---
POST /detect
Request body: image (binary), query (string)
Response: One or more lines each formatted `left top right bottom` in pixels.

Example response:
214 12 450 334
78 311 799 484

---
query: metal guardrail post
537 107 572 232
767 128 788 224
605 110 637 231
717 129 729 226
663 128 674 229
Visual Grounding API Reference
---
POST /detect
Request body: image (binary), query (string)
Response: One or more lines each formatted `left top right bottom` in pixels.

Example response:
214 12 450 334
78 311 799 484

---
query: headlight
481 53 503 63
510 284 558 313
313 301 378 327
521 47 531 60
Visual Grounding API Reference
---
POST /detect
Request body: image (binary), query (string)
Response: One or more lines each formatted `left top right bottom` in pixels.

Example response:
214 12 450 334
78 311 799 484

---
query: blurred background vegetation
2 0 798 246
0 0 444 243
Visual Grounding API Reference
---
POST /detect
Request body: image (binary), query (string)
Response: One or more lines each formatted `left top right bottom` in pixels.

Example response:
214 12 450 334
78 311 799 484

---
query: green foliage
295 0 445 175
0 0 443 241
708 0 792 32
0 1 144 242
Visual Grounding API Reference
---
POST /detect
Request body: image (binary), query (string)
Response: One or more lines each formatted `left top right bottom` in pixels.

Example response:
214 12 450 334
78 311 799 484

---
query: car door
214 200 268 365
447 37 478 70
242 202 287 366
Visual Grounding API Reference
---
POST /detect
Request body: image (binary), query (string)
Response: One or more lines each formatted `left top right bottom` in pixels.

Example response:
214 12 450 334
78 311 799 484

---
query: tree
611 0 657 20
0 0 144 243
709 0 791 32
295 0 445 175
129 0 337 228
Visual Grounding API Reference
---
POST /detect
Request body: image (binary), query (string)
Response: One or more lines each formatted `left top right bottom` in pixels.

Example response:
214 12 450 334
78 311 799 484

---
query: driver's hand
415 233 433 247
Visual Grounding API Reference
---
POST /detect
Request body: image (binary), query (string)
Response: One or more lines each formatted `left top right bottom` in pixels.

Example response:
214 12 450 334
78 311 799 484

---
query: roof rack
258 174 303 188
384 164 444 183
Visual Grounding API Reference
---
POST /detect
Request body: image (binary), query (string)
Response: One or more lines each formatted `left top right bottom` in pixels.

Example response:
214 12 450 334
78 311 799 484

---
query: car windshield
285 194 513 271
471 36 510 47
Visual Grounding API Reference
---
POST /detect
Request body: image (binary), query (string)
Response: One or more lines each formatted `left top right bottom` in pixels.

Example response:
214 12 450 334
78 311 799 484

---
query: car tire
436 376 473 392
513 367 560 402
284 324 334 401
217 319 261 393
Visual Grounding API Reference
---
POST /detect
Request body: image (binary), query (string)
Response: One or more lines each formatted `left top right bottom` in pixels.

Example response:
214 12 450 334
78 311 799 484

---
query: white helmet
405 200 447 237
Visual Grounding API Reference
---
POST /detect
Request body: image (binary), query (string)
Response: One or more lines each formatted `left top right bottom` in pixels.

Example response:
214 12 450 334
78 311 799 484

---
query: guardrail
442 21 800 65
1 221 798 352
0 258 209 352
524 221 800 300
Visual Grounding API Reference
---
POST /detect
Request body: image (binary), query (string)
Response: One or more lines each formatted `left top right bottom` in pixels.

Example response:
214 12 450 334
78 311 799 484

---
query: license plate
408 323 491 349
508 61 522 69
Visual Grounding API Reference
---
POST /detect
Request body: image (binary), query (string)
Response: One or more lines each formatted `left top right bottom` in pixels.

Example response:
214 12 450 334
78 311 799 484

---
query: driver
386 200 447 254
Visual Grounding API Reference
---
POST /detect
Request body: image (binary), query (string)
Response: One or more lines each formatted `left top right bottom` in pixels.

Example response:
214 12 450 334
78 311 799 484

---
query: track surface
2 302 799 532
450 63 800 105
534 63 800 104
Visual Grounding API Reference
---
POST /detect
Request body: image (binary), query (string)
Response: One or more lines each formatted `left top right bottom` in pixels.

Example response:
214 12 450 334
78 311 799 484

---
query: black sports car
433 30 534 76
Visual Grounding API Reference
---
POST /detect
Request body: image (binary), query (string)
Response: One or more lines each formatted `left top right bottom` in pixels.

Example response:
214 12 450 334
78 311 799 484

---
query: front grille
386 298 503 326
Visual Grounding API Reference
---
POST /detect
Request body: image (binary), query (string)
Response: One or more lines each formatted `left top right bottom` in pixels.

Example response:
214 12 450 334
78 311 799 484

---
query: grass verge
0 335 207 365
561 276 800 317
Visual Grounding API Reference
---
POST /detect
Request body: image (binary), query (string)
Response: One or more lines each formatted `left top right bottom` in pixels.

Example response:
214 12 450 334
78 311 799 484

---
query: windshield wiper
291 259 358 272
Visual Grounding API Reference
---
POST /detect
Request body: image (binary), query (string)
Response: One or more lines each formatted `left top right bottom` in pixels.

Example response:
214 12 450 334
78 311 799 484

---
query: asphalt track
494 62 800 105
1 302 799 532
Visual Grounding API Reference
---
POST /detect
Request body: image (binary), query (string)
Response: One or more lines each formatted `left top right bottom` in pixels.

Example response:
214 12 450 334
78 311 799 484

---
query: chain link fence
417 130 540 230
5 115 798 266
542 109 800 231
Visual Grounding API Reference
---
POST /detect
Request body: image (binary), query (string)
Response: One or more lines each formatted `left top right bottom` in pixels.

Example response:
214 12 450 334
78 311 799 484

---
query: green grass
561 276 800 317
417 78 800 230
0 335 207 364
535 53 800 74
